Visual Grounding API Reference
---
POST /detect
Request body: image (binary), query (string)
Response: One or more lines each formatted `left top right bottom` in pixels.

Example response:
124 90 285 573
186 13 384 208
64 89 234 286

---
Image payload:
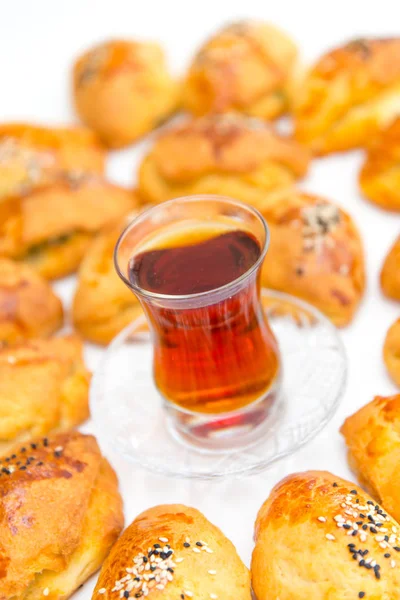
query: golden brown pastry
182 21 298 119
341 395 400 523
0 431 124 599
73 214 143 345
93 504 251 599
252 470 400 599
0 259 63 346
383 319 400 386
138 113 310 207
0 173 138 279
259 188 365 326
381 235 400 300
0 122 105 198
294 38 400 155
73 39 178 148
0 336 90 454
360 118 400 211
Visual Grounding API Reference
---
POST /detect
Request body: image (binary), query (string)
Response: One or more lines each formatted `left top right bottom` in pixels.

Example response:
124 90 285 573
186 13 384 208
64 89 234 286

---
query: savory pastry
360 118 400 210
0 173 138 279
0 122 105 198
341 395 400 523
381 235 400 300
93 504 251 599
73 39 178 148
0 335 90 454
0 259 63 346
252 470 400 599
259 188 365 326
0 431 124 599
138 113 310 207
383 319 400 386
73 214 143 345
294 38 400 155
182 20 298 119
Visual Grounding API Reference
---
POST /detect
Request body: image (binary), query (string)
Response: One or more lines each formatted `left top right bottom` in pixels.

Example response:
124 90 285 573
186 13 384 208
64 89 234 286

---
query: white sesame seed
208 570 217 575
210 595 218 599
193 547 201 553
204 547 213 553
175 558 184 563
54 446 63 452
185 592 193 598
43 590 49 597
318 516 327 522
380 542 387 549
360 533 367 542
370 560 376 568
185 537 191 544
392 560 396 568
7 356 16 364
375 535 384 542
326 534 335 541
159 537 169 543
98 589 106 595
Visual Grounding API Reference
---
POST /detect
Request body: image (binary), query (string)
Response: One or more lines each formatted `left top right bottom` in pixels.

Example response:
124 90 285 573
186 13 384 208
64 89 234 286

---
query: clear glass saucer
91 289 347 479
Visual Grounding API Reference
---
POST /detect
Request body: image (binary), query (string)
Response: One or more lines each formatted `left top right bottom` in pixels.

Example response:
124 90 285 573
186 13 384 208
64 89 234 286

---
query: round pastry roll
73 39 179 148
137 113 310 207
0 122 105 198
259 188 365 326
294 38 400 155
92 504 251 599
0 259 63 346
252 470 400 599
381 235 400 300
0 431 124 599
0 173 139 279
383 319 400 386
341 393 400 521
182 20 298 119
360 118 400 211
73 213 144 345
0 335 90 454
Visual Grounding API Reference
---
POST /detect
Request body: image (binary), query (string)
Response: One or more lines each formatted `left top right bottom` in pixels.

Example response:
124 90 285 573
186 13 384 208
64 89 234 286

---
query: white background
1 0 400 596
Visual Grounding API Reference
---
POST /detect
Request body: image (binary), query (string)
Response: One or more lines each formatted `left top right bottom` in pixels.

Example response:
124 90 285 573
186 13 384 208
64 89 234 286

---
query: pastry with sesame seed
0 259 63 346
0 335 91 455
92 504 251 600
182 21 298 120
0 122 105 199
0 431 124 599
342 394 400 521
252 471 400 599
258 187 365 326
73 40 179 148
0 174 139 280
137 113 310 207
293 38 400 155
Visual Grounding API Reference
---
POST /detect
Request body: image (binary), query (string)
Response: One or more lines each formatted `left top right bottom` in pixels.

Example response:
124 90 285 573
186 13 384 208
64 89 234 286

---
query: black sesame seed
385 553 391 558
367 501 374 505
362 525 368 530
153 543 161 548
359 560 365 567
43 439 48 447
5 458 10 462
11 454 16 459
348 543 356 548
343 524 351 530
167 567 174 573
350 490 358 495
384 535 389 542
333 482 338 487
394 547 400 552
183 542 190 548
356 521 363 526
160 552 166 560
359 593 365 599
135 593 142 598
21 447 26 453
165 550 173 558
352 530 358 536
150 566 156 572
359 514 366 518
142 556 148 563
196 542 203 547
19 466 26 470
181 595 185 600
37 462 43 466
124 592 130 598
31 443 37 449
370 527 377 534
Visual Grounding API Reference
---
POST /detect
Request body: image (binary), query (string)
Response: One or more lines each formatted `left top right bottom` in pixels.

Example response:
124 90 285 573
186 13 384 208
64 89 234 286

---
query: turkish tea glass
114 195 282 451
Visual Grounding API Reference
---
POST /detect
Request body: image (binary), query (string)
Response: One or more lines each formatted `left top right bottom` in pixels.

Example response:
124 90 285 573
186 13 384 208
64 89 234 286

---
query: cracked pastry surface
73 39 179 148
0 335 91 454
258 188 365 326
0 259 63 346
294 38 400 155
138 112 310 207
0 431 124 600
182 20 298 119
252 470 400 599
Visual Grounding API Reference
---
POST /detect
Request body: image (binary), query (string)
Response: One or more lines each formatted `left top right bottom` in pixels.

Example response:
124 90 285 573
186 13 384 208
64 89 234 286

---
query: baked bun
341 394 400 522
73 39 178 148
182 21 298 119
0 259 63 345
0 173 138 279
383 319 400 386
93 504 251 599
252 470 400 599
360 118 400 211
72 214 143 345
381 235 400 300
0 122 105 198
138 113 310 206
0 335 90 454
259 188 365 326
0 431 124 599
294 38 400 155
